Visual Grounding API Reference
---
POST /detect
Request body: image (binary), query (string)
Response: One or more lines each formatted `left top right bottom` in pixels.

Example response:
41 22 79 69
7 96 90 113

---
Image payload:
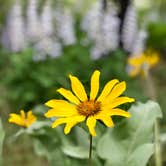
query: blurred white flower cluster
122 4 148 56
81 0 148 60
55 9 76 46
1 0 26 52
1 0 76 61
1 0 148 61
81 1 120 59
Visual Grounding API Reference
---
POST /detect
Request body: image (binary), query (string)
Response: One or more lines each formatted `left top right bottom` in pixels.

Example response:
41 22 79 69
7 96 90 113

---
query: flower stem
154 119 162 166
89 134 93 166
145 71 162 166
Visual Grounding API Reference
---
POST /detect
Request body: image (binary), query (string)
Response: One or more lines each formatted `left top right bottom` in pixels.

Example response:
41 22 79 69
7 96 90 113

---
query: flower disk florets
77 100 101 116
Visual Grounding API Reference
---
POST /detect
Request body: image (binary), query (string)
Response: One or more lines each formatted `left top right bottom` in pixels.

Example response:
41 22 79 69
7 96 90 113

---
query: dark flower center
77 100 101 116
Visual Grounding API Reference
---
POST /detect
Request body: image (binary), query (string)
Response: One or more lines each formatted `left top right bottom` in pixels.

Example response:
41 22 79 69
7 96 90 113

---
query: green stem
154 120 162 166
89 135 93 166
144 71 162 166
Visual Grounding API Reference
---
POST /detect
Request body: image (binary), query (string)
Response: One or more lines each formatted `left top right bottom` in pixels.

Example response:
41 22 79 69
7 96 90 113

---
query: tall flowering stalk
122 3 138 52
1 0 26 52
33 0 62 61
33 37 62 61
81 1 120 59
131 29 147 56
26 0 42 42
56 9 76 45
45 70 134 163
127 50 162 166
40 0 53 37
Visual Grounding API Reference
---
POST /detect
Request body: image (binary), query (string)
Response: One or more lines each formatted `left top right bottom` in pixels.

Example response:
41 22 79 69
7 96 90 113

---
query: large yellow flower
45 70 135 136
128 50 159 77
9 110 37 128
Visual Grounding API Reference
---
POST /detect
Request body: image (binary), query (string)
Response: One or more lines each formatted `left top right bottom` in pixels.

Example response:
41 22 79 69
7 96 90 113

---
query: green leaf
62 145 89 159
126 143 154 166
26 121 51 134
97 100 162 166
75 126 89 147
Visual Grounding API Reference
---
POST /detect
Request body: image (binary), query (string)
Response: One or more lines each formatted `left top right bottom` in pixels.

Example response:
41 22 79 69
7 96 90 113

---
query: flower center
77 100 101 116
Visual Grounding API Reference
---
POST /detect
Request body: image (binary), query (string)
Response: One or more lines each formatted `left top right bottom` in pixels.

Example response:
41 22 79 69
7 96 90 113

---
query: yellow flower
127 50 159 77
45 70 135 136
9 110 37 128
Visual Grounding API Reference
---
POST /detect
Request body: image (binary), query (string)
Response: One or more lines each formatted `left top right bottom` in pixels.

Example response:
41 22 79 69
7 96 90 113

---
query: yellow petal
27 111 32 116
103 97 135 109
96 114 114 127
20 110 25 119
45 99 75 109
109 108 131 117
27 111 36 121
64 116 85 134
128 66 141 77
86 116 97 137
90 70 100 100
45 108 77 118
8 114 24 126
52 118 68 128
128 55 144 67
52 116 85 132
26 111 36 127
104 81 126 104
146 54 159 67
57 88 80 105
97 79 119 102
45 100 77 117
69 75 88 102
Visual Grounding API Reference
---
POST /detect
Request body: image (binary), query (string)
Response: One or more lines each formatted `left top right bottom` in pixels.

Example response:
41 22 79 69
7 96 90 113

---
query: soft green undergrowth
8 100 162 166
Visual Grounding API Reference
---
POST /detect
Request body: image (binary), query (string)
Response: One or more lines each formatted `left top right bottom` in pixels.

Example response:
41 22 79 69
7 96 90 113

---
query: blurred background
0 0 166 165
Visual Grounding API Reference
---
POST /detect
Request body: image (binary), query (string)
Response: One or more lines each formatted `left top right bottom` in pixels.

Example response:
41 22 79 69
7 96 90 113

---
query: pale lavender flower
101 11 120 51
81 1 120 59
81 1 102 41
91 43 107 60
1 0 26 52
122 4 138 52
131 29 148 55
40 0 53 37
26 0 43 42
56 9 76 45
33 37 62 61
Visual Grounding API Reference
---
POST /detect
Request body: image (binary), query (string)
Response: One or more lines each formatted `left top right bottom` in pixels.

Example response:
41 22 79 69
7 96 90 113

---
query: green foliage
1 46 129 111
147 22 166 52
97 101 162 166
9 101 162 166
0 1 165 165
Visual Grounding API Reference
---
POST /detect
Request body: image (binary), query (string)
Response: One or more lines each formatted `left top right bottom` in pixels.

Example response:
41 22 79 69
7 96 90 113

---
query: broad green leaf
62 145 89 159
126 143 154 166
97 101 162 166
105 144 154 166
75 126 89 147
